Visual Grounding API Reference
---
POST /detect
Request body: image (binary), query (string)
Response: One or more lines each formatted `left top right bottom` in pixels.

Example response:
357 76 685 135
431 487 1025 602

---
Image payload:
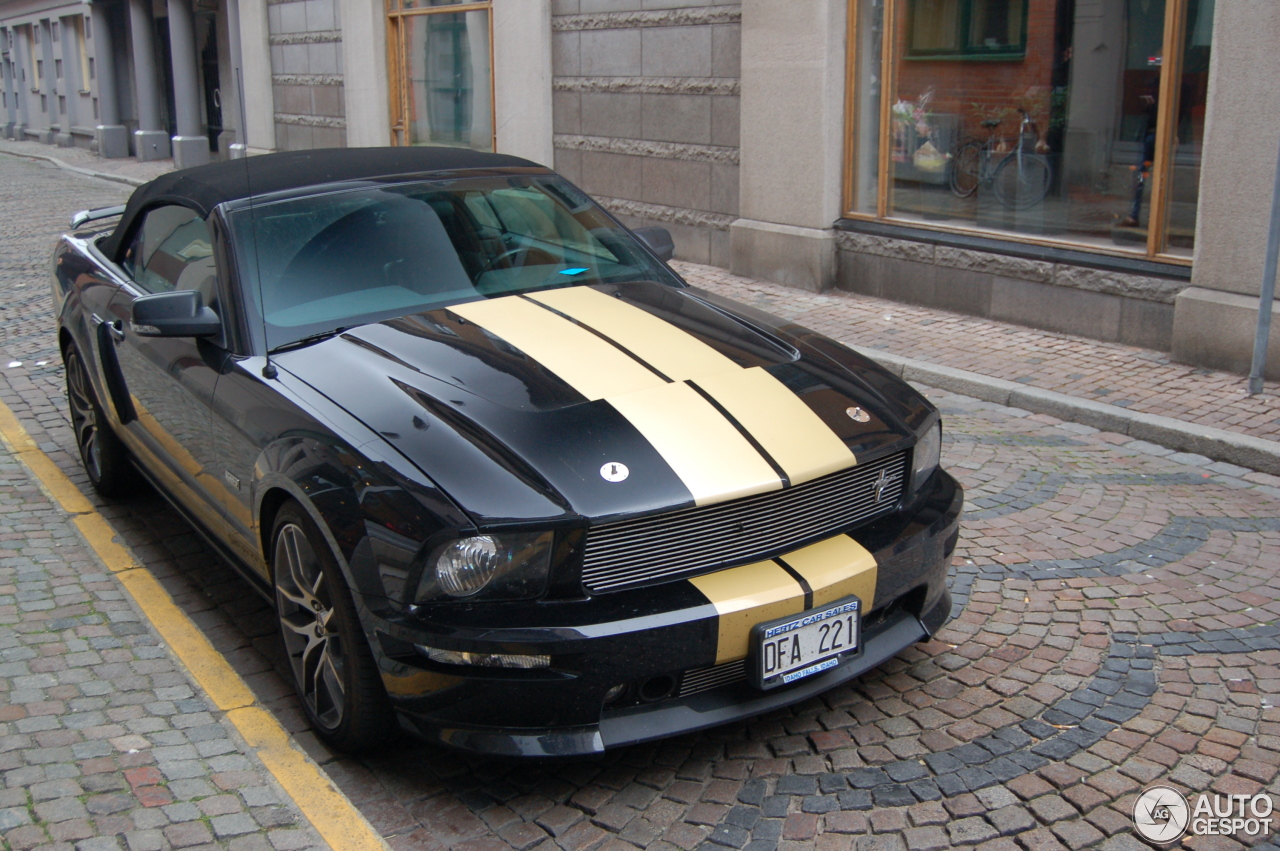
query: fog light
416 645 550 669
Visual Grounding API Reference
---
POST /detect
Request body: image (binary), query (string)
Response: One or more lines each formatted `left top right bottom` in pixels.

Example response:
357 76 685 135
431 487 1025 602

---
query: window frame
903 0 1029 61
385 0 495 152
842 0 1198 266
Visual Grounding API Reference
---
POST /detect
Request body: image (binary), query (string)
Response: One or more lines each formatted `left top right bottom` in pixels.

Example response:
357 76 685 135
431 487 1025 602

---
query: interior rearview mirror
130 290 221 338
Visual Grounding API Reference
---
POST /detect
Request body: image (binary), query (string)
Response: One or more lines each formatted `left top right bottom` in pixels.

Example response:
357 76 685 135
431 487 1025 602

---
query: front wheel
272 500 395 753
64 344 137 497
948 141 983 198
992 152 1052 210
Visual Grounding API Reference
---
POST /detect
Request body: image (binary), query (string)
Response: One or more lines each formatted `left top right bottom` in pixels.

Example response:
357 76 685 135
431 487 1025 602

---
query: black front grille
581 451 908 593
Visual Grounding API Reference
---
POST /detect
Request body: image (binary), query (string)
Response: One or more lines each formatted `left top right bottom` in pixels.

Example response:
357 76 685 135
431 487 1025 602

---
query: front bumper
378 470 962 756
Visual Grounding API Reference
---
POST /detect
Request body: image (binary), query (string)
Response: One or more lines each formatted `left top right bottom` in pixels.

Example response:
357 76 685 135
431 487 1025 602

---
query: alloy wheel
275 522 347 730
66 350 103 482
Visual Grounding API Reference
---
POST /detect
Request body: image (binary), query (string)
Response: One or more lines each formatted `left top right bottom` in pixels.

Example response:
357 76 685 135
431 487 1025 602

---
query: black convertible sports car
52 147 961 756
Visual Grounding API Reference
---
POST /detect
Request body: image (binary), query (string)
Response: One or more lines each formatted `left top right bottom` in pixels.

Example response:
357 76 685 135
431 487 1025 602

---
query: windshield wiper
269 327 349 354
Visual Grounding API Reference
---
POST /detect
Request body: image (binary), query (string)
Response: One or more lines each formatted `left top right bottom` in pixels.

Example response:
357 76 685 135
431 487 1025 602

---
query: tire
948 141 983 198
992 152 1052 210
272 500 395 753
64 344 137 498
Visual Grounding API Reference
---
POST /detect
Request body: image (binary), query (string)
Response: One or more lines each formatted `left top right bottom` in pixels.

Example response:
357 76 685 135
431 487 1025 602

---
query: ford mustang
51 147 961 756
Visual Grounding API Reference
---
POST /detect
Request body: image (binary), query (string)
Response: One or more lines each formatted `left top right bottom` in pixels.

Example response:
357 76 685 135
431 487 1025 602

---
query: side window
122 206 219 310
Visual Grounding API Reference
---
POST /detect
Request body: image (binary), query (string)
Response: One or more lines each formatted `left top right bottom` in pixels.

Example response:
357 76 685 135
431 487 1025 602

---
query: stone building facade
1 0 1278 379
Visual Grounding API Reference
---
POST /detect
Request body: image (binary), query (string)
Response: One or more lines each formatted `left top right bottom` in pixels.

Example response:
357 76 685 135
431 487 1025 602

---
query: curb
0 398 390 851
0 144 152 186
854 346 1280 477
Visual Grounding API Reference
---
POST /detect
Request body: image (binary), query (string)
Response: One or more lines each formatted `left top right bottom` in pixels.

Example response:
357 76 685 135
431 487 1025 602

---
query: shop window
907 0 1027 58
387 0 493 152
844 0 1212 262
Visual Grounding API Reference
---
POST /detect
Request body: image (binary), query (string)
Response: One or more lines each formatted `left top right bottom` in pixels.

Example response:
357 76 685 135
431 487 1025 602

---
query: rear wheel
64 344 136 497
992 152 1052 210
272 500 395 753
948 141 983 198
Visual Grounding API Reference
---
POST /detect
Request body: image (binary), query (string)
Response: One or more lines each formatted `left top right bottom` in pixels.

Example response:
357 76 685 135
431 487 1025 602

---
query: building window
70 16 91 88
387 0 493 152
844 0 1214 262
906 0 1027 58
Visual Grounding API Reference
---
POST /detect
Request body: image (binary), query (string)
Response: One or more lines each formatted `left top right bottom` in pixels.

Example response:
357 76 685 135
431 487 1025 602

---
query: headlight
911 419 941 493
415 531 554 603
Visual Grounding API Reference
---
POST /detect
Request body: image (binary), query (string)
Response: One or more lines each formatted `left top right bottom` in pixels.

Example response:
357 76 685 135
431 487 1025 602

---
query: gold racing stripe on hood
608 382 782 506
528 286 738 379
451 294 783 505
449 296 664 400
689 561 806 665
778 535 877 609
530 286 856 485
694 367 856 485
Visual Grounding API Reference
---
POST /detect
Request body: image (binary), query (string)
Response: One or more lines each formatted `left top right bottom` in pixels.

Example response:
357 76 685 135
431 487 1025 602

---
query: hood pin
600 462 629 483
846 406 871 423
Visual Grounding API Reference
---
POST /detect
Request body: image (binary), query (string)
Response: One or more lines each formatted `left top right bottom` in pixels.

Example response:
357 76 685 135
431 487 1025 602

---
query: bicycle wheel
949 141 983 198
993 152 1052 210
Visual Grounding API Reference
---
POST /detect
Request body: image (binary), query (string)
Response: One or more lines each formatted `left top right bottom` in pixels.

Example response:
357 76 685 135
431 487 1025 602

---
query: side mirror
131 290 221 337
634 226 675 262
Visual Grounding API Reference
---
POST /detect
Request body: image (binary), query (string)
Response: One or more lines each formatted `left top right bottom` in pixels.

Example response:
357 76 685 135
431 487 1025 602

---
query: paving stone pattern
0 430 327 851
1 153 1279 851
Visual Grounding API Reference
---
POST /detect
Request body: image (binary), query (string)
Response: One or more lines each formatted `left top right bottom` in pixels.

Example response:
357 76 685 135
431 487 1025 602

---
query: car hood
274 281 933 527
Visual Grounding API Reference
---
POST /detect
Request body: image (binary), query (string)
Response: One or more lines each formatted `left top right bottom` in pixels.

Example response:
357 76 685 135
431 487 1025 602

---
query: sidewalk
4 137 1278 471
0 432 331 851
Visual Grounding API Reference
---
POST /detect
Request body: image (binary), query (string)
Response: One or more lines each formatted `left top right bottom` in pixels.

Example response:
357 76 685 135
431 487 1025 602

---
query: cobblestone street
1 152 1278 851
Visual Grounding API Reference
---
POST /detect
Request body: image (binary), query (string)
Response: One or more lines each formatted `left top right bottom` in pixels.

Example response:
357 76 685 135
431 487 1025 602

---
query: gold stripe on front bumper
780 535 878 609
689 561 806 665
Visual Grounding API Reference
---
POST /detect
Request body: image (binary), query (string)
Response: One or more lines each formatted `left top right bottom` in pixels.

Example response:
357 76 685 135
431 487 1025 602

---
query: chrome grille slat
583 452 908 593
678 661 747 697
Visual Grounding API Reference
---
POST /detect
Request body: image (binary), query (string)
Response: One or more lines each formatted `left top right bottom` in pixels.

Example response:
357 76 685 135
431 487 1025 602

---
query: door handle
106 320 125 343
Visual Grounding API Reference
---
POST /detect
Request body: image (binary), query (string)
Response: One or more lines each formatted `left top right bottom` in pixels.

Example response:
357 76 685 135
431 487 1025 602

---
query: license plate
751 597 861 689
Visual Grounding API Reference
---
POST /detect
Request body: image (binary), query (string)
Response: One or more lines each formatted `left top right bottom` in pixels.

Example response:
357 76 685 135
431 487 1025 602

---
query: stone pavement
0 151 1279 851
0 429 330 851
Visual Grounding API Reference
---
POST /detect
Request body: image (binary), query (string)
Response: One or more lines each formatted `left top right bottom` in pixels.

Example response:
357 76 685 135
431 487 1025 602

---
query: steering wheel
478 245 559 275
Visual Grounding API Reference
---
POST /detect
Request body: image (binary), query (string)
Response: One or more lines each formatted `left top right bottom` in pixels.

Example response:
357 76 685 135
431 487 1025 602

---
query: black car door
103 204 231 536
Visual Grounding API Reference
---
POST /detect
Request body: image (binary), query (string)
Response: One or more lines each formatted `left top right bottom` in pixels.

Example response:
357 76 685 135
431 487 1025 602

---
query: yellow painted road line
0 398 389 851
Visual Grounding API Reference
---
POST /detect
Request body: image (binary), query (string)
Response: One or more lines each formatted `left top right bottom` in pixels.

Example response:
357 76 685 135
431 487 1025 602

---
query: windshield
228 175 683 351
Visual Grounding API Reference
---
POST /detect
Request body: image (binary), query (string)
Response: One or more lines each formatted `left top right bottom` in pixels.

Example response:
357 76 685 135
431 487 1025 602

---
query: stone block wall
836 232 1184 351
267 0 344 150
550 0 741 266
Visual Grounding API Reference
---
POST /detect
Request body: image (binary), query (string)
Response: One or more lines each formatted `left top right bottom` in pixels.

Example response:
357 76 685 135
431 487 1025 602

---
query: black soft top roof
102 146 541 259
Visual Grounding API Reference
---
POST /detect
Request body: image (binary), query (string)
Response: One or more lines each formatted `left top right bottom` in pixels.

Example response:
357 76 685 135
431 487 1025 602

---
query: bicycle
949 109 1053 210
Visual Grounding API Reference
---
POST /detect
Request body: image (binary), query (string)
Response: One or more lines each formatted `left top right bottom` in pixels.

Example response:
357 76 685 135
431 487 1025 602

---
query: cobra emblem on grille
873 469 893 503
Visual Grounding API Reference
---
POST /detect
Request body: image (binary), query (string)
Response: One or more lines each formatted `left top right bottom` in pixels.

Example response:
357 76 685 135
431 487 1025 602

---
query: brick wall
896 0 1060 145
550 0 741 267
267 0 344 151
